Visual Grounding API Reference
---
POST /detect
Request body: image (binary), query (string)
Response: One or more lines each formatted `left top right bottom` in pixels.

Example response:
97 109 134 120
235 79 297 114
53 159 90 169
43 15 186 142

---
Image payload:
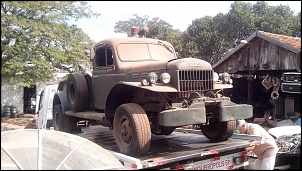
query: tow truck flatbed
76 125 262 170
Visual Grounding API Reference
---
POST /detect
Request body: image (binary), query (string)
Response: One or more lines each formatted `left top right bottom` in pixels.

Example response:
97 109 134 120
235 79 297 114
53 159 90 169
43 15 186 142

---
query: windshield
117 43 176 61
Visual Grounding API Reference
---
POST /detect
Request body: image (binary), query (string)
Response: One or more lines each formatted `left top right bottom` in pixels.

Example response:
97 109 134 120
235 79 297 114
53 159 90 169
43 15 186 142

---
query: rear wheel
53 104 80 133
113 103 151 157
200 119 235 141
67 73 88 112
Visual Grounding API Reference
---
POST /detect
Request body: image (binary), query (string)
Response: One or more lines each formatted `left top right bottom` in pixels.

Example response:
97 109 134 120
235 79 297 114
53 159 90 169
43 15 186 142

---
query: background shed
213 31 301 121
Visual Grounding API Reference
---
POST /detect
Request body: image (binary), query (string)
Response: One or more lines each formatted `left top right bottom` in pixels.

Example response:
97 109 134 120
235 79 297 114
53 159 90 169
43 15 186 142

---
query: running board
65 111 105 121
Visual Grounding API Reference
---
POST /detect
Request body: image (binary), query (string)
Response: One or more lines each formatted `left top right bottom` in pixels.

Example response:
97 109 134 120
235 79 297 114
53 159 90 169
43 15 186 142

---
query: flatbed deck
76 125 260 167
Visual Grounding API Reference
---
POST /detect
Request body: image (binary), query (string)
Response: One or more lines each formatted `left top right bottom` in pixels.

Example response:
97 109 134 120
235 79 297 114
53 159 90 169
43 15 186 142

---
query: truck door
92 45 117 109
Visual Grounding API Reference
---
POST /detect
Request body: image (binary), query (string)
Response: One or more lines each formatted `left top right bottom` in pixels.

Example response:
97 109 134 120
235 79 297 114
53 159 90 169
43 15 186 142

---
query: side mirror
175 52 179 58
84 50 90 58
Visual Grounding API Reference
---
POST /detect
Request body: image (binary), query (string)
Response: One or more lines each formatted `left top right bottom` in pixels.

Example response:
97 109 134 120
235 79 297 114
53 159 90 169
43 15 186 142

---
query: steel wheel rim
118 115 132 148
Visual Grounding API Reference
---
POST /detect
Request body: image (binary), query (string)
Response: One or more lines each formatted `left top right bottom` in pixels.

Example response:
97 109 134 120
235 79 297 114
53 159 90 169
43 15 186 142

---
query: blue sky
70 1 301 42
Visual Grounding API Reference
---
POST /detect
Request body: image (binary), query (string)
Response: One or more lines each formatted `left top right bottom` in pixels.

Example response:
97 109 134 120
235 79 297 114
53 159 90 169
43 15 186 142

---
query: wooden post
247 70 253 105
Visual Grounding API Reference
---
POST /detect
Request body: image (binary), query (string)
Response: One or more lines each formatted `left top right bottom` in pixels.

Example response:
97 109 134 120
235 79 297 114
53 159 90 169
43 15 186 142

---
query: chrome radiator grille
178 70 214 98
282 72 301 83
281 83 301 94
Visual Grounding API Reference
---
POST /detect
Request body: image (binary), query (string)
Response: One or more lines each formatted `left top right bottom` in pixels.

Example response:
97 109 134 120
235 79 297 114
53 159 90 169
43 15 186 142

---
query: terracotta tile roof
259 31 301 49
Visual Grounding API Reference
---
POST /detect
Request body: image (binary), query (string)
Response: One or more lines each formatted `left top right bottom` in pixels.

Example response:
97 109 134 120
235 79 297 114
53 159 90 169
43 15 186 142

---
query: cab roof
93 37 173 48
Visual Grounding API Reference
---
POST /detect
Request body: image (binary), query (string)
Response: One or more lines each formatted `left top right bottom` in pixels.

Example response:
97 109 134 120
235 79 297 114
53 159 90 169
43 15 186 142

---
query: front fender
117 82 178 92
105 82 177 118
53 91 70 113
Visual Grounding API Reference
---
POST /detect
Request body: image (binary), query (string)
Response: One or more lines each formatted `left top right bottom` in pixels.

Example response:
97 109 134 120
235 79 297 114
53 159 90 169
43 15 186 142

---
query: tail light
233 151 249 165
233 156 242 165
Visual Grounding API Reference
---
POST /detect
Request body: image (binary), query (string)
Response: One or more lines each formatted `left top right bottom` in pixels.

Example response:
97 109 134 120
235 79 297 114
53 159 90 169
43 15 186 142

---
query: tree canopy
113 1 300 65
1 1 100 87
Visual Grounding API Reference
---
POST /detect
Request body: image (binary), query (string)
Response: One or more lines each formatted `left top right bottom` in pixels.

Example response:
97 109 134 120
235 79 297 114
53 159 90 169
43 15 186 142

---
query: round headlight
222 72 230 83
141 79 149 86
160 73 171 84
213 72 219 82
147 72 158 84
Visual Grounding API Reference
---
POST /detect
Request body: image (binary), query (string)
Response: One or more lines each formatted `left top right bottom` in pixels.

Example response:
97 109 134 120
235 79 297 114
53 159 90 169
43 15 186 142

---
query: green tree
291 12 301 37
146 17 183 55
1 1 100 87
182 13 231 64
114 14 149 36
253 1 297 36
226 1 256 45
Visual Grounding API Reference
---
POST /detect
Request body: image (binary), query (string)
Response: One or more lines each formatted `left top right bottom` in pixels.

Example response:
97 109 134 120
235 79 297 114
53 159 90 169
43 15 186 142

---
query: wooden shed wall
215 38 301 73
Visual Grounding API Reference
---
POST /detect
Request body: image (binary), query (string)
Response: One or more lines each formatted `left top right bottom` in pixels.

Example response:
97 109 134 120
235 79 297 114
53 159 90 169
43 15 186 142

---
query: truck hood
122 58 212 73
122 60 166 73
167 58 212 71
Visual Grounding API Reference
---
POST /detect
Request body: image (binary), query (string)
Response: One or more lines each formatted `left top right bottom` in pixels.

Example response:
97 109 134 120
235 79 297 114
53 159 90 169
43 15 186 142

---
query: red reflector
130 164 137 169
211 157 221 161
241 151 247 156
175 164 185 169
157 161 166 165
227 165 234 170
209 150 219 154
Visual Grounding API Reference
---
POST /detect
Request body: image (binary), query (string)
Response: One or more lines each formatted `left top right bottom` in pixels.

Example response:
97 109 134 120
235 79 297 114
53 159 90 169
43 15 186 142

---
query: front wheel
113 103 151 157
200 119 235 141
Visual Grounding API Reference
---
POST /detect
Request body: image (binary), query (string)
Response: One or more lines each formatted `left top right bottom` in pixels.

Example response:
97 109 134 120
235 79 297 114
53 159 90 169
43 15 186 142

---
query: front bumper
219 101 253 121
158 98 253 127
159 107 206 127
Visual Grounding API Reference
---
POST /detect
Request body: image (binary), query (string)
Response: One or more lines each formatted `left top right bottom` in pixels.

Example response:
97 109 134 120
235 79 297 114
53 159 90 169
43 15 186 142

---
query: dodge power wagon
53 27 253 156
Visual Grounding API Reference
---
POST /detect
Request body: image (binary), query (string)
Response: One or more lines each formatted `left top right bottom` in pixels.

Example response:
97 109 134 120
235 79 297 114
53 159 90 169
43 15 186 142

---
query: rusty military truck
52 27 253 157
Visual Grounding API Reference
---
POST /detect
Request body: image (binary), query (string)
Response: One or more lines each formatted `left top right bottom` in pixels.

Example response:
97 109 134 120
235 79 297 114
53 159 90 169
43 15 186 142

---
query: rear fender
53 91 70 113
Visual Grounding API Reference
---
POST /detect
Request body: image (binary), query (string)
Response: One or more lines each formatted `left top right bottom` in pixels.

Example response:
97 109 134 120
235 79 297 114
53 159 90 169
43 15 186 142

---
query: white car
35 84 58 129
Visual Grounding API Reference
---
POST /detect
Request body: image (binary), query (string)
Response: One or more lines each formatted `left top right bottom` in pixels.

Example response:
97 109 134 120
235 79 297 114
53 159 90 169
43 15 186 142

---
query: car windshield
117 42 176 61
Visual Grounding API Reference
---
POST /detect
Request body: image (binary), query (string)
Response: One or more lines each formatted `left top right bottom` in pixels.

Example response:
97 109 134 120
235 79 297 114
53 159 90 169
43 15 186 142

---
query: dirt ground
1 114 37 132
